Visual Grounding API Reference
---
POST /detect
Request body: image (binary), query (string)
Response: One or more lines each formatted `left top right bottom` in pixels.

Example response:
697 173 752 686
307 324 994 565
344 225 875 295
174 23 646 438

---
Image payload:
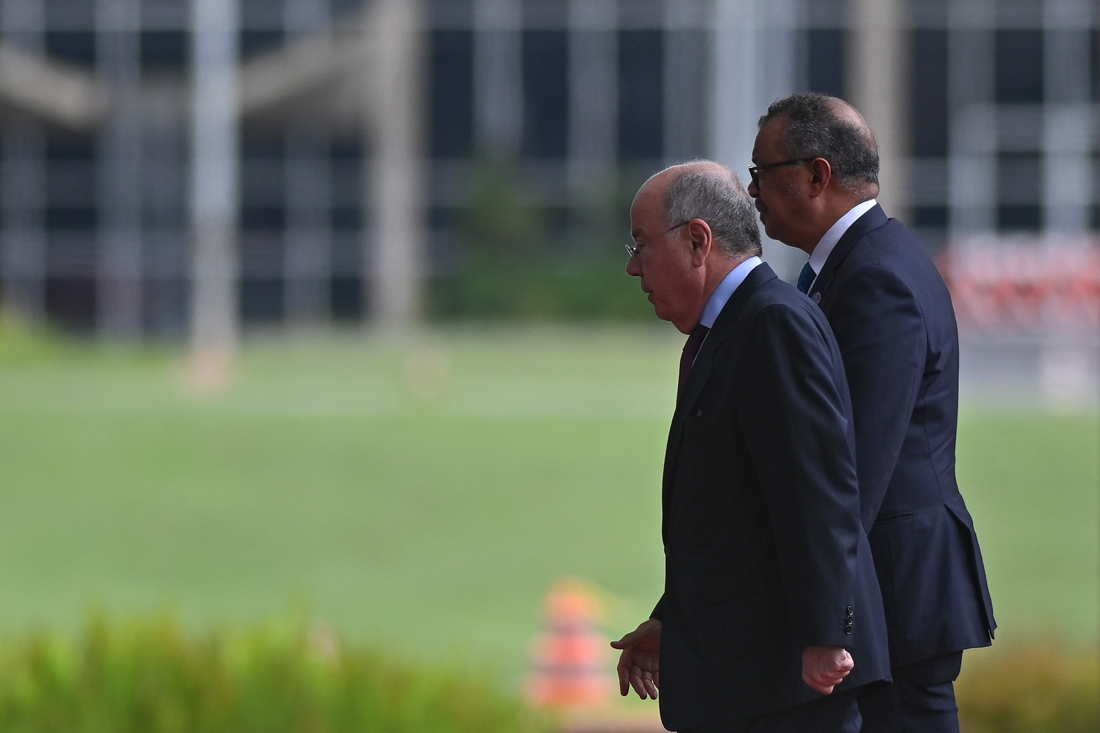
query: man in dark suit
611 161 890 733
747 93 996 733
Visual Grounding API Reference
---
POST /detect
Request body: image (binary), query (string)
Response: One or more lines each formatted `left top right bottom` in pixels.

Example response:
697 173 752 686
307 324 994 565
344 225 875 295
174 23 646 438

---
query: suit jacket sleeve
735 302 863 648
826 265 925 528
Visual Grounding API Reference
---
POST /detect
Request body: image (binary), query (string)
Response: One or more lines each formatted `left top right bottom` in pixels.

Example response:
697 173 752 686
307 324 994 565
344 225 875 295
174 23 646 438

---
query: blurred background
0 0 1096 730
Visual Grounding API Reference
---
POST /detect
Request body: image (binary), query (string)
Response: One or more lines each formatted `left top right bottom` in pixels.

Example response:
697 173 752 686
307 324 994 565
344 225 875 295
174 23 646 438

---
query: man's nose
747 179 759 198
626 256 641 277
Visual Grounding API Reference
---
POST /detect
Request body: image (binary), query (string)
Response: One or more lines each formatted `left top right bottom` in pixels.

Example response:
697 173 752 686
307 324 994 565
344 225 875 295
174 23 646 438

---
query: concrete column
473 0 523 156
190 0 240 379
566 0 617 248
847 0 910 222
96 0 144 339
710 0 801 281
567 0 617 188
662 0 709 163
367 0 427 330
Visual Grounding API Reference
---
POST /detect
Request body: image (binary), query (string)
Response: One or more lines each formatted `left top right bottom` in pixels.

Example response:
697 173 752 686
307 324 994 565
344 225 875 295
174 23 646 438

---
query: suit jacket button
843 624 853 635
846 606 853 614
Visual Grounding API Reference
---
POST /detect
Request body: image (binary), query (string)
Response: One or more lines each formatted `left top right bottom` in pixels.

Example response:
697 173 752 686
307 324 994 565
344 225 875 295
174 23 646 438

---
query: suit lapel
810 204 889 300
661 263 779 535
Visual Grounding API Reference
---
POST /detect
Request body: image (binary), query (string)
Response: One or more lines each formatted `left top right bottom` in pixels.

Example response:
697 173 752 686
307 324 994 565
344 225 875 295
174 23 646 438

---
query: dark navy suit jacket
651 263 890 730
809 205 996 667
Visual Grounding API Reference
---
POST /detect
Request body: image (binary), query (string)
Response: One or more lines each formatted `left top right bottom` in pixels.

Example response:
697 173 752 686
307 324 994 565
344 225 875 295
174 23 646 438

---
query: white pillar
567 0 617 194
367 0 427 330
663 0 709 163
565 0 617 247
710 0 801 281
473 0 523 156
190 0 240 377
847 0 909 222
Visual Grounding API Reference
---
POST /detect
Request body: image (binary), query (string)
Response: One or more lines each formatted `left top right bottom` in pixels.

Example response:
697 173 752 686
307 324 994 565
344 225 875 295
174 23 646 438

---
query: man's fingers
629 671 657 700
609 631 639 650
804 670 848 695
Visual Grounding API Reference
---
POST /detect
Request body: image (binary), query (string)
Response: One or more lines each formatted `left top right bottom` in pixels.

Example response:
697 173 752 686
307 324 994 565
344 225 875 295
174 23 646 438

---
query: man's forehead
753 117 785 157
630 185 665 235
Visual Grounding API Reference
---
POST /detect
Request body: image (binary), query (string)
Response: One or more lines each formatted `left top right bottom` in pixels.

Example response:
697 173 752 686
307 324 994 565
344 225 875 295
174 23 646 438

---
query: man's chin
650 302 671 324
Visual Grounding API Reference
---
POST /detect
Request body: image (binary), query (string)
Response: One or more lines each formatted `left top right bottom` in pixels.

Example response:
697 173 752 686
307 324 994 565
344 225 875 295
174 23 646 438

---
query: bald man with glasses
611 160 889 733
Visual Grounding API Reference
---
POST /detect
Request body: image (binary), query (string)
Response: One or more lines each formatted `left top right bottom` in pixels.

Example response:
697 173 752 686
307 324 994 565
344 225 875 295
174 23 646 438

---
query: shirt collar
700 256 762 328
807 199 878 276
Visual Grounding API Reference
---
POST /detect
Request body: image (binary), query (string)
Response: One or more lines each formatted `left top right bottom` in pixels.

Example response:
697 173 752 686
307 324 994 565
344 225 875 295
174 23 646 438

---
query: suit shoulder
739 279 837 342
850 221 943 276
746 274 823 315
838 224 951 299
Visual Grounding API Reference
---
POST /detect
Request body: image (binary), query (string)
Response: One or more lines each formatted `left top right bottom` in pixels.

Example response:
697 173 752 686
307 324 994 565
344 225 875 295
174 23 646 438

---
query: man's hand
610 619 662 700
802 645 854 694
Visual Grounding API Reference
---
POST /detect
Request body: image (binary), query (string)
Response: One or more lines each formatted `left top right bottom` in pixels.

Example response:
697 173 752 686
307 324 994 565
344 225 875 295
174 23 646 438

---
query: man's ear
686 219 713 267
807 157 832 196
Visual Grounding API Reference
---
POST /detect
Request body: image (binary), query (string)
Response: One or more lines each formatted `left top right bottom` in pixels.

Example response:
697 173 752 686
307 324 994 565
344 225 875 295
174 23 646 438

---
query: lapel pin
812 293 821 304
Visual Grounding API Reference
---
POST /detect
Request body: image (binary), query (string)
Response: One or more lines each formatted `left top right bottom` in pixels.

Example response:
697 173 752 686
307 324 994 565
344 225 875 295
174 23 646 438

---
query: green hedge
430 257 652 322
433 156 648 322
0 615 541 733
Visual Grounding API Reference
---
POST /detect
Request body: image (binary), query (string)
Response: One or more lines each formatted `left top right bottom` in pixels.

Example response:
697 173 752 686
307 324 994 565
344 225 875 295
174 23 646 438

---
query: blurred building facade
0 0 1096 338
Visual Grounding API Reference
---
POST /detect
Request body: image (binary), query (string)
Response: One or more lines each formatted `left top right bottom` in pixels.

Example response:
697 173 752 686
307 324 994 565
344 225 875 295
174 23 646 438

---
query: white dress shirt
701 256 763 329
804 199 878 292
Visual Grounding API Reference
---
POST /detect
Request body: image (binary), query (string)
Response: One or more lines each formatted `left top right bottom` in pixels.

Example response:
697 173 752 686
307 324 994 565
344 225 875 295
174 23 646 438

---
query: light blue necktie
796 262 816 294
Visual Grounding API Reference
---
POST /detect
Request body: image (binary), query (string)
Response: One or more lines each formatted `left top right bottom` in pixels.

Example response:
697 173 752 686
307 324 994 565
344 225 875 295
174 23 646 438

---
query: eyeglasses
747 158 816 187
625 220 690 259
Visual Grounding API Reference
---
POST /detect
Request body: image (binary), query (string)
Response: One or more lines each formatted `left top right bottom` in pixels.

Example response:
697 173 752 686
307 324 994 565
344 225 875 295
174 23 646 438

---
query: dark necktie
678 324 709 399
796 262 816 294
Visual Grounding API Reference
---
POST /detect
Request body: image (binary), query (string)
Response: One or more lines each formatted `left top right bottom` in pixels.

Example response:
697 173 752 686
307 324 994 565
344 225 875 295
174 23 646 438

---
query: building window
141 31 188 72
910 29 948 159
522 30 568 160
995 30 1043 104
618 30 663 160
997 153 1042 231
430 30 474 158
806 28 845 98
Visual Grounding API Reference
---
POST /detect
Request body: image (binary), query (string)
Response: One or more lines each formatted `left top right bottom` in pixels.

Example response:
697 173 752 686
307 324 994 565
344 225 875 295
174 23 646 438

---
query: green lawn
0 326 1095 688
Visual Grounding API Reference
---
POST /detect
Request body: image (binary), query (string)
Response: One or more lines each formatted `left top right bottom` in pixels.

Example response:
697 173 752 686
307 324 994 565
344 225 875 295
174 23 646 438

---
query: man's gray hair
665 167 762 258
759 93 879 196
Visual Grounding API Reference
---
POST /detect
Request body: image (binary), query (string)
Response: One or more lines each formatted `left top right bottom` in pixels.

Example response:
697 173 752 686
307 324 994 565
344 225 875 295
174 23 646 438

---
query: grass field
0 325 1095 691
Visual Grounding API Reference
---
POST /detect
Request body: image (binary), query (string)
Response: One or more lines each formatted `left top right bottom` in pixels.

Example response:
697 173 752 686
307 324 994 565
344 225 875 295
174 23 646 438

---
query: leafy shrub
0 614 543 733
957 644 1099 733
431 256 651 322
435 155 647 322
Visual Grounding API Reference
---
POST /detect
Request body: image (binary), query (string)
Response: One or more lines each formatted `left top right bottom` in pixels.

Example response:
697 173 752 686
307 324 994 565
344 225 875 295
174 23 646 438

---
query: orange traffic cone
524 580 615 709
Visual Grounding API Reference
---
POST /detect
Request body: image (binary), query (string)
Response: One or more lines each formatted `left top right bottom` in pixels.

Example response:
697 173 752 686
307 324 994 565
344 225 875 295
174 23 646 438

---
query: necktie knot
796 262 816 294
